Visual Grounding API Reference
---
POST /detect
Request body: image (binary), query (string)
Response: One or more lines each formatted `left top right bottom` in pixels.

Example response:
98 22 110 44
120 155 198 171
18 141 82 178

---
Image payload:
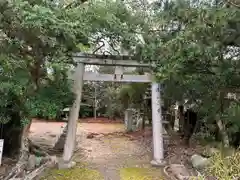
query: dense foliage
0 0 143 123
140 0 240 146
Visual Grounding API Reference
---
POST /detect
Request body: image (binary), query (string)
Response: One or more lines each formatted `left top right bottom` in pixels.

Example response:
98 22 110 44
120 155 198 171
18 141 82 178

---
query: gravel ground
30 121 164 180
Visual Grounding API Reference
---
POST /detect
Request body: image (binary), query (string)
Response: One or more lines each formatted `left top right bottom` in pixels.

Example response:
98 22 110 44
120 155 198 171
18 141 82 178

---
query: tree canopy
0 0 145 123
145 0 240 146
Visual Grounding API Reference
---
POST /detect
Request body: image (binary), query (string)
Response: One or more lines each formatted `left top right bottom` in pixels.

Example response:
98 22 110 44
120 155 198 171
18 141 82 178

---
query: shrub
197 151 240 180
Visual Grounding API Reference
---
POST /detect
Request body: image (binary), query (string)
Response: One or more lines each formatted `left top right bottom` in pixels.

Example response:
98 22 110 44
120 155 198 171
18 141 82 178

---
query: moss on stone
43 166 164 180
120 167 164 180
42 165 103 180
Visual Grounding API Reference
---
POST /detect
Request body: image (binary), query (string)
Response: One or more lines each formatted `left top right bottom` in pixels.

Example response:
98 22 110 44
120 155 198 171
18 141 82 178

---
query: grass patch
42 165 103 180
120 167 164 180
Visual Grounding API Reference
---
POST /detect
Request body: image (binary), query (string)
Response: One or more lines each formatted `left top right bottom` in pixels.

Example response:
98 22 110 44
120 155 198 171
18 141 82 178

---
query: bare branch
225 0 240 8
64 0 88 9
92 40 105 54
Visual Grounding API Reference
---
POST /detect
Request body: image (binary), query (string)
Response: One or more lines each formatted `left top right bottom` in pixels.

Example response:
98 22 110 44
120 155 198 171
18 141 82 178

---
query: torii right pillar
151 83 166 166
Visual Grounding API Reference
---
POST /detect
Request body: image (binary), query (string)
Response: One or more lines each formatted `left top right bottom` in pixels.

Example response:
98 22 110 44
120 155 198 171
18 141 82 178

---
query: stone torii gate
59 53 166 168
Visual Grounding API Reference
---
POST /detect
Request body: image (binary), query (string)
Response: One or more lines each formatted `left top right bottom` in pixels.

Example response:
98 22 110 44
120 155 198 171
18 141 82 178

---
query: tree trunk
3 120 32 180
18 122 31 164
2 112 22 157
217 92 230 147
141 101 146 130
178 105 184 134
174 102 180 132
142 115 146 130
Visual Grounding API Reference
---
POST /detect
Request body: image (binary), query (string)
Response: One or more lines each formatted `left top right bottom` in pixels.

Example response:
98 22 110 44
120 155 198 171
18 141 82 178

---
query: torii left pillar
59 63 84 169
150 83 166 166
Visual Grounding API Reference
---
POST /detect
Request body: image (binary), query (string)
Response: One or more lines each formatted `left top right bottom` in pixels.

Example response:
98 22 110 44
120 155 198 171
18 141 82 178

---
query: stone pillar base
150 159 166 167
58 160 76 169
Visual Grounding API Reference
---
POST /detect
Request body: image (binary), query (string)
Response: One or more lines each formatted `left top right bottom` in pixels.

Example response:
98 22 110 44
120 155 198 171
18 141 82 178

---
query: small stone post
124 110 128 127
125 109 133 132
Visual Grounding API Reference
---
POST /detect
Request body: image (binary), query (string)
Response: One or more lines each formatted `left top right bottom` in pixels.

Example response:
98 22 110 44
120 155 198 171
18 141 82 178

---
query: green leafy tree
0 0 145 171
139 0 240 146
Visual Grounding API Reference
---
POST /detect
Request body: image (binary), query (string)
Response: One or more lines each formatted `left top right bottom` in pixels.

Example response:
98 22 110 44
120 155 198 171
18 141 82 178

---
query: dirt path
76 125 162 180
30 121 164 180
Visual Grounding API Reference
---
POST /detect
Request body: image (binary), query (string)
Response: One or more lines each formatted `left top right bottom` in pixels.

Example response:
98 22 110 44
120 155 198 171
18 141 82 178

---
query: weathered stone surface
50 156 58 164
150 159 166 167
168 164 191 180
54 126 68 150
0 166 6 176
47 156 58 168
35 157 42 167
58 160 76 169
27 155 37 171
125 109 134 132
191 154 209 170
41 155 58 168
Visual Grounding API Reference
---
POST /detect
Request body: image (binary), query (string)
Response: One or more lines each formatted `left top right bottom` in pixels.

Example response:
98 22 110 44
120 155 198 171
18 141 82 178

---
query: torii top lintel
72 52 152 67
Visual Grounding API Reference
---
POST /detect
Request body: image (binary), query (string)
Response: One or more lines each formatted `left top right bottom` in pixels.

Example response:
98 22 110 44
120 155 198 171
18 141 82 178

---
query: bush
199 151 240 180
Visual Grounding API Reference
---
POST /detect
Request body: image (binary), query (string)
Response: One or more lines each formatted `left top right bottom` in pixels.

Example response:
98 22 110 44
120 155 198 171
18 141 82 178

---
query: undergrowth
197 151 240 180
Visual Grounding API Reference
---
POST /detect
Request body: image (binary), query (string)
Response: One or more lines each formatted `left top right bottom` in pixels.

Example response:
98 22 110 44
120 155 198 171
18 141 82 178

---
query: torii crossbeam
59 53 166 169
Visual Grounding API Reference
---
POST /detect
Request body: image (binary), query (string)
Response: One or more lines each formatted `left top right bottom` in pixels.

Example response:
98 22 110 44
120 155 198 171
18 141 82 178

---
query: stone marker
54 125 68 150
191 154 209 170
27 155 37 171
